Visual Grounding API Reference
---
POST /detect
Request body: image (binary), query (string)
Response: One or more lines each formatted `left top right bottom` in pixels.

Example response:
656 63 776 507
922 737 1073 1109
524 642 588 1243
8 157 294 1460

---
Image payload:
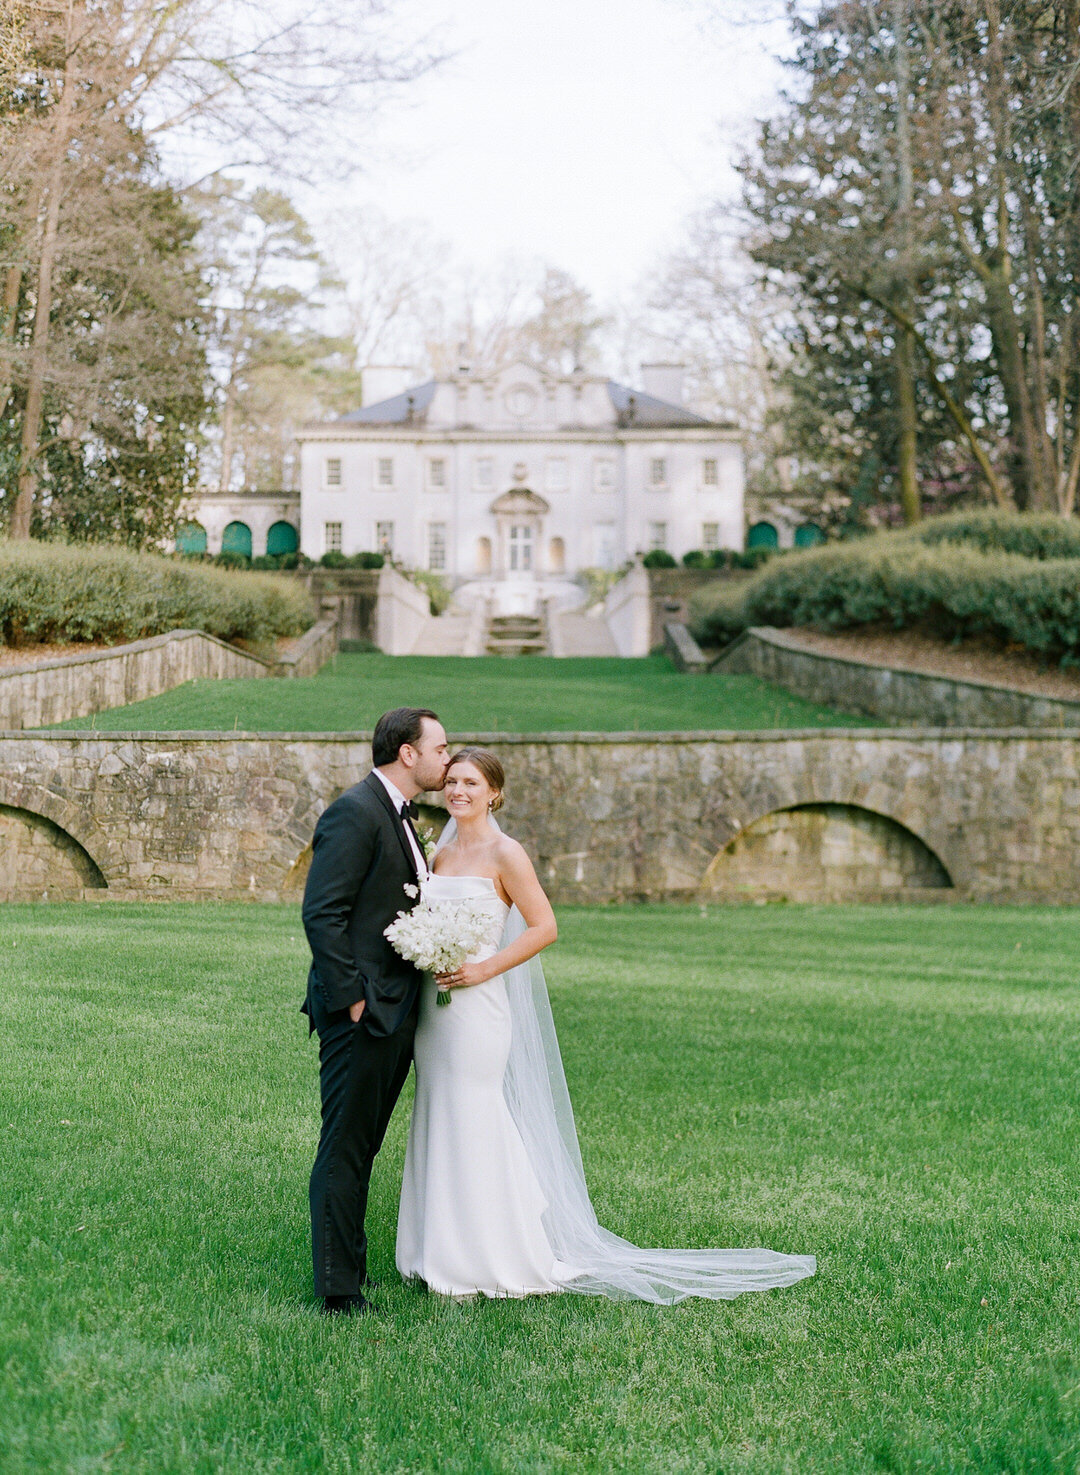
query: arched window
476 536 492 575
746 521 779 550
548 536 565 574
794 523 825 548
266 520 299 556
221 521 253 558
176 521 207 556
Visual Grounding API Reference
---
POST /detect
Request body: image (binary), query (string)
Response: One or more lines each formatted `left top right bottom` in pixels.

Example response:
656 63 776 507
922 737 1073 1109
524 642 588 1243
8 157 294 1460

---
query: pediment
489 489 550 515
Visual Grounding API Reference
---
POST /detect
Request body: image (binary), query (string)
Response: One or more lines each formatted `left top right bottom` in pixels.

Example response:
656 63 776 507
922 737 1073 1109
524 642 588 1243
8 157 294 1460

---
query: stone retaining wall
1 727 1077 904
714 626 1080 729
0 618 339 731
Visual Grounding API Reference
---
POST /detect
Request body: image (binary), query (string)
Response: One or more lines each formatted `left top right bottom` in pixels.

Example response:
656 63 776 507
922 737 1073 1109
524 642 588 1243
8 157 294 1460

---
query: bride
395 747 816 1303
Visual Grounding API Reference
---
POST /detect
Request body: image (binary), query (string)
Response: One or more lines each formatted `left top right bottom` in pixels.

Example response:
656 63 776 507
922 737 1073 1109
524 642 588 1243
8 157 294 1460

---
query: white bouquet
384 885 493 1006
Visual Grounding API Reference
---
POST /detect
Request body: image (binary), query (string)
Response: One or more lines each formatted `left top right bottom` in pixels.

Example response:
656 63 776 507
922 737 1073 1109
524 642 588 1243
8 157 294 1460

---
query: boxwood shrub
689 513 1080 662
0 541 314 648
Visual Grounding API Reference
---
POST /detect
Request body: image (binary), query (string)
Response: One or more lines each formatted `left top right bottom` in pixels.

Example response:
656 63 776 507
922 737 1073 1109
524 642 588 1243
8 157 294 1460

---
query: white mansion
184 362 745 614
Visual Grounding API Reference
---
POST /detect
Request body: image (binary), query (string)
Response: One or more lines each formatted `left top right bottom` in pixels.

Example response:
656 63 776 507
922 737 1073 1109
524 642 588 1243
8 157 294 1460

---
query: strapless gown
396 873 562 1297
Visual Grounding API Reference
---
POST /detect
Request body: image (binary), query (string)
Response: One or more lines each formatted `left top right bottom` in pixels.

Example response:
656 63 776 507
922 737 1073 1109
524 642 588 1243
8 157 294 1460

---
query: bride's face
444 761 497 821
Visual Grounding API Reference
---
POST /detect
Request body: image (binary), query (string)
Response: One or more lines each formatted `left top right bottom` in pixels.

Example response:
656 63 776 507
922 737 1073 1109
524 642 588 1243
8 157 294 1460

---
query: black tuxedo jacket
301 772 423 1037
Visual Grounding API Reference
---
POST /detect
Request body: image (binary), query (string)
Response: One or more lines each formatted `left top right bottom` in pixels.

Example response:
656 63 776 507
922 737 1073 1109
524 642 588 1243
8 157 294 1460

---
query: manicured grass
52 653 872 732
3 903 1078 1472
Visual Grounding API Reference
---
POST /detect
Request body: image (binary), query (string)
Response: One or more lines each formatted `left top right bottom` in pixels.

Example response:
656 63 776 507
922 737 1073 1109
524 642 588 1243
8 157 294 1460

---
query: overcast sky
325 0 790 303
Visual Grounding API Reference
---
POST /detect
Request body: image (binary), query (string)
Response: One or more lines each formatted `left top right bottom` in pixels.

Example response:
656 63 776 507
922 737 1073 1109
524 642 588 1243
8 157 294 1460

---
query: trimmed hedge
0 541 314 648
904 509 1080 562
690 515 1080 662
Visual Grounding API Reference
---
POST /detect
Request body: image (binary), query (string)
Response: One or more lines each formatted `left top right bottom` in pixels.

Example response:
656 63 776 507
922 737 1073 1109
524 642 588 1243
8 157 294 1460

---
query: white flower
403 883 419 899
384 896 491 975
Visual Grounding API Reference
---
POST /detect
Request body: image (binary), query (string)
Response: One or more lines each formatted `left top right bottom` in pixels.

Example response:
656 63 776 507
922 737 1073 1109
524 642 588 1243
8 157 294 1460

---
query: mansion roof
331 367 722 434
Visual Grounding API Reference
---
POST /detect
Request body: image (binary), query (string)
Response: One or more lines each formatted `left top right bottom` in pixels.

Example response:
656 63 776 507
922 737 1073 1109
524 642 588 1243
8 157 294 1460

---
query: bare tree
1 0 440 537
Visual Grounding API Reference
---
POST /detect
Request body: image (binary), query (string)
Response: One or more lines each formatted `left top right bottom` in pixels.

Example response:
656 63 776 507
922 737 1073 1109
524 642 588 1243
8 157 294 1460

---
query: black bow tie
400 801 418 821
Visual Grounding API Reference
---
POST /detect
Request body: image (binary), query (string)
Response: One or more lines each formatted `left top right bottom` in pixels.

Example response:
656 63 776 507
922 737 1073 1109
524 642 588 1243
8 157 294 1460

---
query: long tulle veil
434 818 816 1303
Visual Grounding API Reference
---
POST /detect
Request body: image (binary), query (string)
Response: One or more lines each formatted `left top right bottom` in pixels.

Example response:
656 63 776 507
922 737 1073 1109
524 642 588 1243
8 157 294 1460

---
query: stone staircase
409 609 474 656
485 613 548 656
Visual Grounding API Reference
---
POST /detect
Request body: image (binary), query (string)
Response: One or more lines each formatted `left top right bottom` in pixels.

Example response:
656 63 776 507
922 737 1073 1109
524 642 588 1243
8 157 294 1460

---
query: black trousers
308 999 418 1298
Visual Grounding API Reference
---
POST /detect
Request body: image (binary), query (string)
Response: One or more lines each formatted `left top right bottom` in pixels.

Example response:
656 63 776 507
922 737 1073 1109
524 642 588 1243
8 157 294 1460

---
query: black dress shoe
321 1293 372 1317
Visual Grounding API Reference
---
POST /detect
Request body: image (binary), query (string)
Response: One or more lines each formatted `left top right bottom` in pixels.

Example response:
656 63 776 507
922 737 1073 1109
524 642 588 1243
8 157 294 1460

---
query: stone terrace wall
715 626 1080 729
0 728 1077 904
0 631 269 731
0 618 338 730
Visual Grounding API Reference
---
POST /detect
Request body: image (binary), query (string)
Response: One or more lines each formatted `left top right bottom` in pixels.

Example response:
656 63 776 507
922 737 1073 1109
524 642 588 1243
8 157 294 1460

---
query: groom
302 706 450 1316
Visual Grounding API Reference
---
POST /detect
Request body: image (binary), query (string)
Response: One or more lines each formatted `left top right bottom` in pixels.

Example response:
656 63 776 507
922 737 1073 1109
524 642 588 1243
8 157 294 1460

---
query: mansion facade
299 362 743 612
182 362 746 613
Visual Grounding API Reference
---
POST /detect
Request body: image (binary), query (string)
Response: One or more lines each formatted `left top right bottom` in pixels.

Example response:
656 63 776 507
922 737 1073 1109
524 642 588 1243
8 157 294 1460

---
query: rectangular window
702 457 718 485
648 521 668 551
375 521 394 557
376 457 394 488
594 458 616 491
702 522 719 552
428 457 446 488
650 457 667 487
545 456 568 491
325 457 342 488
475 456 494 489
594 522 616 570
428 521 447 571
324 521 342 554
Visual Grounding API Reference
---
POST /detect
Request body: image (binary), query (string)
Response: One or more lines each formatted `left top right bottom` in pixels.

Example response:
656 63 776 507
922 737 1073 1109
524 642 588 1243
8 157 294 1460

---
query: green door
221 521 252 558
794 523 825 548
746 521 779 549
176 521 207 556
266 520 299 556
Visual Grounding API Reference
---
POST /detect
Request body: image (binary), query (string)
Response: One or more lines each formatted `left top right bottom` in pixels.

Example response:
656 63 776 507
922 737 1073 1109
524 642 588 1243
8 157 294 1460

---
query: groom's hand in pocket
349 999 366 1023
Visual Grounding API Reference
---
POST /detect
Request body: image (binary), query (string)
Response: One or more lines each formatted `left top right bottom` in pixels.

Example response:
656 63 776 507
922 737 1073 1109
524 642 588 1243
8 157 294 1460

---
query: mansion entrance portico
456 485 575 615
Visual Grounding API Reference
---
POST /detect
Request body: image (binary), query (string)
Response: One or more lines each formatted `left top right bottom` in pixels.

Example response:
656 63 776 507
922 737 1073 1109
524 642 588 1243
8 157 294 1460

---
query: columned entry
488 488 550 612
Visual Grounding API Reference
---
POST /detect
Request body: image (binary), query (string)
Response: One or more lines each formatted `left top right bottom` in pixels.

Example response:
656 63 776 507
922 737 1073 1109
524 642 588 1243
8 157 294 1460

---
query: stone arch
702 802 953 902
176 520 207 556
794 522 825 548
746 521 779 550
0 803 107 899
266 520 299 556
222 521 253 558
0 777 119 884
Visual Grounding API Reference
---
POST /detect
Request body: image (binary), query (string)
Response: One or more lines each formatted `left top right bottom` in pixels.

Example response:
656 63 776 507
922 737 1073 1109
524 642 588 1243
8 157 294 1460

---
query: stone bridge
0 728 1074 905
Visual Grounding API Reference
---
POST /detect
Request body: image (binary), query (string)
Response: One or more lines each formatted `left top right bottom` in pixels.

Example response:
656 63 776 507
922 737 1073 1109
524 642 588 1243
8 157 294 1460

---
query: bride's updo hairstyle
446 746 505 812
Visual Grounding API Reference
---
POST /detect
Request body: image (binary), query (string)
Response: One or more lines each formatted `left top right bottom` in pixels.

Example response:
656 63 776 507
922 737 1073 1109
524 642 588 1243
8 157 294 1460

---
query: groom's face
410 718 450 792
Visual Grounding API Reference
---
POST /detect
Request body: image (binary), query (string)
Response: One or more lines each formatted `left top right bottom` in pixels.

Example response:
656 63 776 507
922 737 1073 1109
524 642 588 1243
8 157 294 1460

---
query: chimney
361 365 412 408
640 362 685 406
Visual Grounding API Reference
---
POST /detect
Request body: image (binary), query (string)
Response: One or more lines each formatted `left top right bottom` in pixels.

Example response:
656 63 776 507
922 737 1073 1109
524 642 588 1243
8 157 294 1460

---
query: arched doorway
746 521 779 550
176 521 207 556
702 803 952 903
266 520 299 556
221 521 252 559
794 523 825 548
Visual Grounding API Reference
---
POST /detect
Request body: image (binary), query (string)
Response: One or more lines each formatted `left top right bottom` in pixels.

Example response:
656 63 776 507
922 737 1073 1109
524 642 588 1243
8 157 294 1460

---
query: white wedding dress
396 864 816 1303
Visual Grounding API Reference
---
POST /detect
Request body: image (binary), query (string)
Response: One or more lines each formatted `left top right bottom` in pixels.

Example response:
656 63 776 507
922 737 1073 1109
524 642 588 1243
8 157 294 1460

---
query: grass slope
3 903 1078 1472
52 653 870 733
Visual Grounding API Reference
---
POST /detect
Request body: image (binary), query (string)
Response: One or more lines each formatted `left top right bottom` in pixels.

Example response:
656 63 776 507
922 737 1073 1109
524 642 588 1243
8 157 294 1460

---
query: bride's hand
436 960 490 990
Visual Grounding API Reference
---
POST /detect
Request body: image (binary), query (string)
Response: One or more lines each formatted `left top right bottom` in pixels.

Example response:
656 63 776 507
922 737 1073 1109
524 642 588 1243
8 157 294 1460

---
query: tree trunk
895 325 921 523
0 264 23 420
10 55 76 540
891 0 920 524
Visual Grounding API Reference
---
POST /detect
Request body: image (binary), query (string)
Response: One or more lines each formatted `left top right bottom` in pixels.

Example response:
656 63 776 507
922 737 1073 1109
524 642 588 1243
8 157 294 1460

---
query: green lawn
3 903 1077 1473
52 653 871 732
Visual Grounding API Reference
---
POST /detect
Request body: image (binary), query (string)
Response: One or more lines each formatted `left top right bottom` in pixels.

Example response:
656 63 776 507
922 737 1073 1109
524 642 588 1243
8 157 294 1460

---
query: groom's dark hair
372 707 441 767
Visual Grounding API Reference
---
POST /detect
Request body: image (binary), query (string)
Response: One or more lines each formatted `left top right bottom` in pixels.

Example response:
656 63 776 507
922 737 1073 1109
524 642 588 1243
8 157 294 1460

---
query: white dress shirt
371 768 428 878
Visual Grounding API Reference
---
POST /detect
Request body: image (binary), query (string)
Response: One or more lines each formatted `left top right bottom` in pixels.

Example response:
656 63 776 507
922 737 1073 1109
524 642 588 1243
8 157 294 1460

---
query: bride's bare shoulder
493 832 533 871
